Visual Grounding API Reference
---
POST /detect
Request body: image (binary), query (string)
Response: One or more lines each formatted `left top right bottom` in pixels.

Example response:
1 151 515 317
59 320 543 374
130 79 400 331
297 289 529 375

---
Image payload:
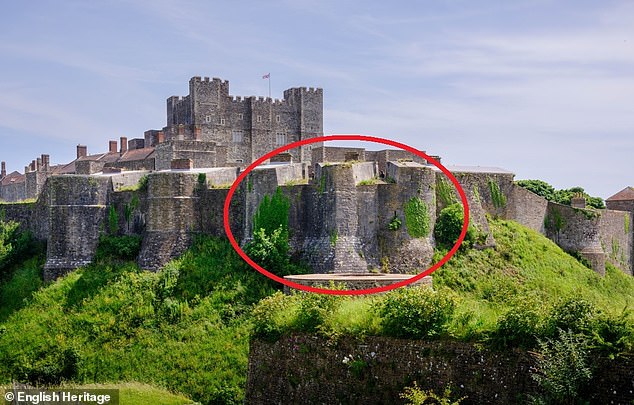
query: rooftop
606 186 634 202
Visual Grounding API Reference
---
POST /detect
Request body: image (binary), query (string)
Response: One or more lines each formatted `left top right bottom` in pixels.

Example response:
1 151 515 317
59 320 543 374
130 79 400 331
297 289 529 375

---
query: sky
1 0 633 199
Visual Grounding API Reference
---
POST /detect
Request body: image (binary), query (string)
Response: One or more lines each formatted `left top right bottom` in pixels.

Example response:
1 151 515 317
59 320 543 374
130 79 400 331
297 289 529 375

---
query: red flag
262 73 270 79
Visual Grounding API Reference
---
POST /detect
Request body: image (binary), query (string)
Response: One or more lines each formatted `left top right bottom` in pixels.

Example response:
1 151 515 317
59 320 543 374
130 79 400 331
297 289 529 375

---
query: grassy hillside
0 219 632 403
0 236 277 404
251 219 634 350
0 383 195 405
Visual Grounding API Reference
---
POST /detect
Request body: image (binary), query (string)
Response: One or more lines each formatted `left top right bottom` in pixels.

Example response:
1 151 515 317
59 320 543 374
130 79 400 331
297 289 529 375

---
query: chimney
77 145 87 159
109 140 117 154
36 157 42 170
120 137 128 154
41 154 50 170
157 131 165 144
194 126 202 140
1 161 6 178
571 194 586 209
31 160 36 171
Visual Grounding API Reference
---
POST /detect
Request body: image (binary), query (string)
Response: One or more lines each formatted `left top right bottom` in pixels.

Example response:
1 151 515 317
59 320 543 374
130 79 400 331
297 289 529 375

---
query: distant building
606 186 634 213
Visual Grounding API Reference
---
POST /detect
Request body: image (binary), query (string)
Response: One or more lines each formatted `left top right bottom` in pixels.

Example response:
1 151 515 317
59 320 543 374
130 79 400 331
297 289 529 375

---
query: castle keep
0 76 632 282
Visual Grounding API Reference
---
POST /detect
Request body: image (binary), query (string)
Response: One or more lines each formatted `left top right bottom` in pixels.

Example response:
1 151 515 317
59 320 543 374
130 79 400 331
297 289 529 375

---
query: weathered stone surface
246 335 634 405
43 175 110 280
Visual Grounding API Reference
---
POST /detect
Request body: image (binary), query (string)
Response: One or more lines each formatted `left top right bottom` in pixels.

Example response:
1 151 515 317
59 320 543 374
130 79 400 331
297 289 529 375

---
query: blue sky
1 0 632 198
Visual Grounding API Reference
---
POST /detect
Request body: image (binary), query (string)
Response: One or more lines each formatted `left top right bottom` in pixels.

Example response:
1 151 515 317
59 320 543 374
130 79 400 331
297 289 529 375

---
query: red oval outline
223 135 469 295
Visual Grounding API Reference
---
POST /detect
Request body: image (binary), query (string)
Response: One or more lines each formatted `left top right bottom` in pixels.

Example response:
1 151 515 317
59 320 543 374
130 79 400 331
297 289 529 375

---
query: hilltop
0 217 632 403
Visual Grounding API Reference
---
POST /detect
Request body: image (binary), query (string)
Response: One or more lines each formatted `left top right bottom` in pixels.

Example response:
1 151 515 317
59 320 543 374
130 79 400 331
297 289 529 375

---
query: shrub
488 178 507 210
13 345 81 385
388 213 402 231
137 175 149 191
546 297 597 337
379 287 455 338
434 203 475 249
531 330 592 404
400 382 466 405
294 292 343 333
107 205 118 235
437 178 457 206
491 298 546 348
252 188 290 237
516 180 605 209
95 235 142 261
245 227 291 275
251 292 298 341
591 310 634 354
0 217 35 272
197 172 207 187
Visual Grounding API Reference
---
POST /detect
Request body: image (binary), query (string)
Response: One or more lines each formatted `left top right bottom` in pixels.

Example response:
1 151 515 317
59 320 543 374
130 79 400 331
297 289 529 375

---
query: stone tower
163 76 323 166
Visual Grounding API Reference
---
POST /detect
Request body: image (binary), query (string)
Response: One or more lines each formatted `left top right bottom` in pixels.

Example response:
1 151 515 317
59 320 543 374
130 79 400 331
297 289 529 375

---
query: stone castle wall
164 77 323 166
43 175 110 280
1 159 632 279
0 181 26 202
598 209 633 275
246 335 634 405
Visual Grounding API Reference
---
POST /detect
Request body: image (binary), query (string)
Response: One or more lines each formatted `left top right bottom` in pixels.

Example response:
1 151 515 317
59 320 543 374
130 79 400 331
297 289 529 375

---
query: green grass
0 253 44 321
433 219 634 340
0 383 195 405
0 236 277 404
251 218 634 351
0 218 632 403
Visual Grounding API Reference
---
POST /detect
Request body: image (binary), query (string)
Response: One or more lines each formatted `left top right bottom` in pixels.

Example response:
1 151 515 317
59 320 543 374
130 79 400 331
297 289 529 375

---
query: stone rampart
598 209 633 275
246 335 634 404
507 184 549 233
137 171 200 270
43 175 110 280
545 202 605 275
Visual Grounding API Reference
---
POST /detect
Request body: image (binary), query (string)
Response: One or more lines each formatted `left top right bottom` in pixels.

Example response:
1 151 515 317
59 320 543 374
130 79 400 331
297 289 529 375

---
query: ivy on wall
108 205 118 235
436 178 456 206
488 178 507 210
253 187 290 237
404 197 430 238
545 209 565 233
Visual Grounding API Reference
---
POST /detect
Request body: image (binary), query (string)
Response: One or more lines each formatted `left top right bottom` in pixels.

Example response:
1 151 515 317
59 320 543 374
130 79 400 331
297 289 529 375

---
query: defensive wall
1 154 632 280
246 334 634 404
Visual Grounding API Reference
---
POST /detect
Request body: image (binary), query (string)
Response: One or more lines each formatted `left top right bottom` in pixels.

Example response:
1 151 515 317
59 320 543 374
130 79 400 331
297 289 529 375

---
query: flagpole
268 74 271 99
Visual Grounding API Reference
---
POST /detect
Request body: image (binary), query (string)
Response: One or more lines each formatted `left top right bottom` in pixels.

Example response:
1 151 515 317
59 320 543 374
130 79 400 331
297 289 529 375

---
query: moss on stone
404 197 430 238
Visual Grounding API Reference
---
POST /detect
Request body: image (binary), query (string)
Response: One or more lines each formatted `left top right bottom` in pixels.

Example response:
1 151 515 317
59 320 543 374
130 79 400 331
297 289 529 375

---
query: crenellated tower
162 76 323 167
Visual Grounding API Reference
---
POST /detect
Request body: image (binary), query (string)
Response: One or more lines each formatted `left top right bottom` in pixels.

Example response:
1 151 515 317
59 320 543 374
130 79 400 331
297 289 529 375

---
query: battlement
190 76 229 85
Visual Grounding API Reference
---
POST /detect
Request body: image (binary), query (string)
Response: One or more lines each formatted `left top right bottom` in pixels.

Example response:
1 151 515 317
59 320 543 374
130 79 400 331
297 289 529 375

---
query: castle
0 76 632 282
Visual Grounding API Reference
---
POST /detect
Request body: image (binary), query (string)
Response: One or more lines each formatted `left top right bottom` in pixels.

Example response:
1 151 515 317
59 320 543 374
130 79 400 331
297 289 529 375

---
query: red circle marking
223 135 469 295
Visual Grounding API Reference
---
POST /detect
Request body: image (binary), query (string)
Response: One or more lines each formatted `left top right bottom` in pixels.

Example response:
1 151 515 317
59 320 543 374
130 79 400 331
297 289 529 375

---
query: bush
252 188 290 238
434 203 475 249
531 330 592 404
591 310 634 354
491 300 546 348
379 287 455 338
251 292 298 340
516 180 605 209
245 227 291 275
95 235 142 261
400 382 466 405
546 297 597 337
294 292 343 333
